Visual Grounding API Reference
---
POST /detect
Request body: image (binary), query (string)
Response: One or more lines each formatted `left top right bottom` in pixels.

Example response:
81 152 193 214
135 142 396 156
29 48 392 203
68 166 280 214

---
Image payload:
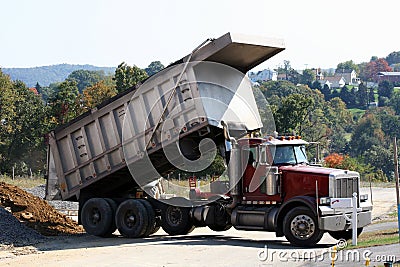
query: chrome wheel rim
290 214 315 240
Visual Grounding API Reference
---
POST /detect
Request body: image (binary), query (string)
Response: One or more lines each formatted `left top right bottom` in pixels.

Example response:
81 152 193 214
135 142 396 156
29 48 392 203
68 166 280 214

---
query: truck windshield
271 145 308 165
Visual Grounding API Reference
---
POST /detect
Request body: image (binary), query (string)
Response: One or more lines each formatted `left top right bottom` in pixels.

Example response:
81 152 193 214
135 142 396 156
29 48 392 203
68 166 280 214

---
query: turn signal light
319 197 331 205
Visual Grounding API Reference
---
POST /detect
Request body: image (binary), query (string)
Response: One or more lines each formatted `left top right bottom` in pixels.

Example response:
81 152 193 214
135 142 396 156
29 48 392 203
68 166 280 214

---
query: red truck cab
225 135 372 246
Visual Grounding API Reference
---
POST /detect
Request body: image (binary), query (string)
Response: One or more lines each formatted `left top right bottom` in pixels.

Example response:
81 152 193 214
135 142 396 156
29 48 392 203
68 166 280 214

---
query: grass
388 209 398 219
0 175 45 188
345 228 400 249
348 108 366 119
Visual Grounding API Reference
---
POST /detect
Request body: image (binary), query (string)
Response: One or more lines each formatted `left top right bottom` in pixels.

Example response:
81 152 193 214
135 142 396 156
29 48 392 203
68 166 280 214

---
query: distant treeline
2 64 115 87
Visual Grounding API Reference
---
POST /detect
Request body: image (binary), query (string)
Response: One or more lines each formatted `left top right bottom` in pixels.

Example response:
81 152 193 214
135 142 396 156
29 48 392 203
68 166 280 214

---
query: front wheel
283 206 323 247
329 227 363 240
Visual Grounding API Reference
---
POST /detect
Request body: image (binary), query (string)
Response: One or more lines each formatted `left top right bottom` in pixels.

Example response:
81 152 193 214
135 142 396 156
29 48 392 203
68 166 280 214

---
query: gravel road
0 186 398 267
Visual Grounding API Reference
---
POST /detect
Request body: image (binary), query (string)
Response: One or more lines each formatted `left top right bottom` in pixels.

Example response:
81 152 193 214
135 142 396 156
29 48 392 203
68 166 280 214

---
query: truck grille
335 176 359 198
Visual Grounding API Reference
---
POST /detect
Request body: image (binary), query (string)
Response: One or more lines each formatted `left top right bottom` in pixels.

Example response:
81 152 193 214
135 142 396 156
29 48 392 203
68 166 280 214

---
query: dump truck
45 32 372 246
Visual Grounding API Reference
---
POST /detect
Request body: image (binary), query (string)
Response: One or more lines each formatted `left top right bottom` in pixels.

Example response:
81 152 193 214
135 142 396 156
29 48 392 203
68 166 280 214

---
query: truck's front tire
283 206 323 247
81 198 115 237
161 206 194 235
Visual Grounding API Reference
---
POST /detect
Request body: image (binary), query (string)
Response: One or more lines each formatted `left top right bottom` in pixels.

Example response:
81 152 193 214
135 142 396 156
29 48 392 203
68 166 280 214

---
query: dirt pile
0 182 84 236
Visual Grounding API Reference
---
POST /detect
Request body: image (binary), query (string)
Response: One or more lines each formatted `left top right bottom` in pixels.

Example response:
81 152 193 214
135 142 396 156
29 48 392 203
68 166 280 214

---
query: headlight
319 197 331 205
360 194 368 202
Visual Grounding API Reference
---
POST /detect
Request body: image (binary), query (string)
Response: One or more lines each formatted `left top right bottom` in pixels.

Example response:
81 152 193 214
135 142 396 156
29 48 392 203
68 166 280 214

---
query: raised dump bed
46 32 285 201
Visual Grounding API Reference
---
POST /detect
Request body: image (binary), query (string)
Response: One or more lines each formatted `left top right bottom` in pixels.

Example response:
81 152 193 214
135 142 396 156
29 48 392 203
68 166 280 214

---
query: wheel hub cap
290 215 315 240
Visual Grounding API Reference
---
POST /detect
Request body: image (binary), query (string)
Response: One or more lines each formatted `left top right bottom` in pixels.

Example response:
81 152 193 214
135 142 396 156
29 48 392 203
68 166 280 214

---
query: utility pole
393 137 400 242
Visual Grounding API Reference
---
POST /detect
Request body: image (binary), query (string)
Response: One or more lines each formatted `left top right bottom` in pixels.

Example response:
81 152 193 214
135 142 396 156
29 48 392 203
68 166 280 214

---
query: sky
1 0 399 72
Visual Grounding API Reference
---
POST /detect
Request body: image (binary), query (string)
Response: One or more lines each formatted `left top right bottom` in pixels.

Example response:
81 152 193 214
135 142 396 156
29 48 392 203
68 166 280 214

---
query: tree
368 87 376 104
324 97 353 152
357 82 368 107
375 107 400 138
378 80 394 99
324 153 344 168
259 80 303 99
301 69 316 85
349 113 384 156
364 145 394 180
336 60 359 74
275 60 301 84
82 81 117 110
48 80 80 124
378 96 390 107
145 61 165 76
277 60 291 80
311 80 322 91
390 91 400 114
0 71 47 173
339 85 356 108
274 94 314 134
35 82 42 94
391 63 400 72
357 62 368 81
67 70 105 93
114 62 148 93
364 58 392 82
321 84 331 100
386 51 400 65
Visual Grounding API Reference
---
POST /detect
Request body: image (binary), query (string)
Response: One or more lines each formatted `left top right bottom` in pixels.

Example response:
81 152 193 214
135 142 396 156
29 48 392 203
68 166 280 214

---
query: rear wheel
115 199 149 238
81 198 114 237
103 198 117 236
161 205 194 235
137 199 157 237
283 206 323 247
329 228 363 240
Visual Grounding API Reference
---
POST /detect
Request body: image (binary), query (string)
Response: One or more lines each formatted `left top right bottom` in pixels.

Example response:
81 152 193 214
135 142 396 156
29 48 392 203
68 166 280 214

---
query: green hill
2 64 115 87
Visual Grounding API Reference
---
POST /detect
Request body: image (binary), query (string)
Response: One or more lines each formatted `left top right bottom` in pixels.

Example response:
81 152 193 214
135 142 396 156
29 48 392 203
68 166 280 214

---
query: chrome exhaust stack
222 121 242 209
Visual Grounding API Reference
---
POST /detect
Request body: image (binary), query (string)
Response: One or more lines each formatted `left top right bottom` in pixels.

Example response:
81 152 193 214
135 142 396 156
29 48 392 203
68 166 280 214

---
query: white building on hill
248 69 277 83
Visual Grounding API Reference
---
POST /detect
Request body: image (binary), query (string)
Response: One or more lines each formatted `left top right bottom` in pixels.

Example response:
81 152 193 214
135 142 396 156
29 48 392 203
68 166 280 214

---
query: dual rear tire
81 198 195 238
81 198 161 238
81 198 116 237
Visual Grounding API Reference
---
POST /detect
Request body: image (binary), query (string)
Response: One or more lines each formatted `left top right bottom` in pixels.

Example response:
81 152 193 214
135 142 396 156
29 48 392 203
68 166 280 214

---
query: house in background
277 73 288 81
318 76 346 89
334 69 360 85
248 69 277 83
376 72 400 83
314 68 324 80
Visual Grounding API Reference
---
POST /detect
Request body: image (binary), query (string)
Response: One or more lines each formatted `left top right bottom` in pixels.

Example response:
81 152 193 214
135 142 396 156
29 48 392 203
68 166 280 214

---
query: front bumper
319 210 372 231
